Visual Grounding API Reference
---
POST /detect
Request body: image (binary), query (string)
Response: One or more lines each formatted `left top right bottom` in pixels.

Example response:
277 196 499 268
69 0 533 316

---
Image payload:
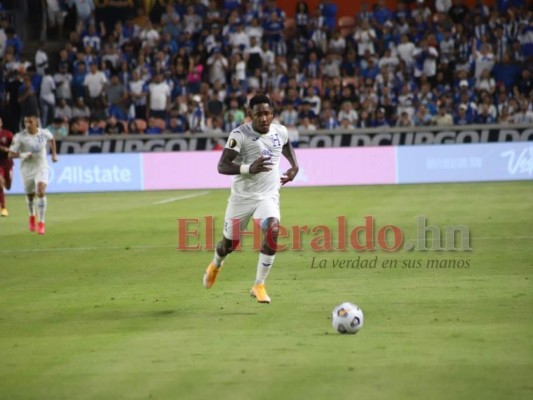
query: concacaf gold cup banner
56 125 533 154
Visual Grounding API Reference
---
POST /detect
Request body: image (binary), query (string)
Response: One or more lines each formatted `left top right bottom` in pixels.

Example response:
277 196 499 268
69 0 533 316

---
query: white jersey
226 122 289 200
10 128 53 176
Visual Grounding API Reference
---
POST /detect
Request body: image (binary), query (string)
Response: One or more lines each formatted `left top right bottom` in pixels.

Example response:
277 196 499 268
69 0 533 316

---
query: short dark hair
249 94 271 109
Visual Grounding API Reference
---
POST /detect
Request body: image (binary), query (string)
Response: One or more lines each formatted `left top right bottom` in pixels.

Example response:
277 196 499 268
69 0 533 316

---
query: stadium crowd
0 0 532 140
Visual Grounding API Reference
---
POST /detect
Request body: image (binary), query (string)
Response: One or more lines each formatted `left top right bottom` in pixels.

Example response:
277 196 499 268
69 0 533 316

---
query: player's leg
34 168 49 234
35 181 48 234
0 166 7 216
203 199 254 289
4 166 12 190
23 175 37 231
214 237 235 265
249 196 281 303
257 216 280 272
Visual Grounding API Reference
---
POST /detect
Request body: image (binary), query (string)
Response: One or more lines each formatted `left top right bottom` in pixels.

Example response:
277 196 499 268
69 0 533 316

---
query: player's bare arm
280 141 299 185
8 150 32 160
217 148 272 175
50 138 58 163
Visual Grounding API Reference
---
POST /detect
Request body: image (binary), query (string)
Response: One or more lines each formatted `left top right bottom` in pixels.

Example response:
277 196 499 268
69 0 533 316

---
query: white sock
26 197 35 216
37 196 47 222
213 249 227 268
255 253 275 285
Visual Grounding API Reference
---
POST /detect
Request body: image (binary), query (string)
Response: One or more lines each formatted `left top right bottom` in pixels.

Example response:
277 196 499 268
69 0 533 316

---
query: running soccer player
203 94 299 303
9 114 58 234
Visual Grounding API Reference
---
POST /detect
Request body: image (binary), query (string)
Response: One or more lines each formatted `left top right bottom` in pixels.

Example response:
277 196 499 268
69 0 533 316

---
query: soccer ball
332 302 364 334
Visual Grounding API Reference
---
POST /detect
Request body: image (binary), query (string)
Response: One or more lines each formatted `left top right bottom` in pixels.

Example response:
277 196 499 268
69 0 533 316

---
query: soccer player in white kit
9 115 58 234
203 94 299 303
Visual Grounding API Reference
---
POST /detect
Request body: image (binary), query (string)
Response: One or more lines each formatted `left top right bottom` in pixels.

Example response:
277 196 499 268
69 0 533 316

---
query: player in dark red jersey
0 117 14 216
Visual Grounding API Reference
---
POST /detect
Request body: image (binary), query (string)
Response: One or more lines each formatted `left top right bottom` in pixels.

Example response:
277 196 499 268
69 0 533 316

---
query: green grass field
0 182 532 400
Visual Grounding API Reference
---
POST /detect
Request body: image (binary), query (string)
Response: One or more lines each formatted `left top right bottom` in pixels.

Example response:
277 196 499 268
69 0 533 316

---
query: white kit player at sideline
9 115 58 234
203 94 299 304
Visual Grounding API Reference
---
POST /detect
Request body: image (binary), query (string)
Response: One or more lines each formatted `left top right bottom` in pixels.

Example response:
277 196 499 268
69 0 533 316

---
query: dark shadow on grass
78 309 181 320
152 310 177 316
218 312 258 316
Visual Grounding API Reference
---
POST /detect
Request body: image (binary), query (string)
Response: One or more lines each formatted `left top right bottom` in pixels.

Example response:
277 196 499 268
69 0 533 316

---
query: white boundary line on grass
1 236 532 253
153 191 211 205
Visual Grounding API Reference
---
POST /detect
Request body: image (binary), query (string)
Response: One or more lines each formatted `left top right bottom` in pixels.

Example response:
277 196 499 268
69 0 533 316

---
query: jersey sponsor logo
229 139 237 148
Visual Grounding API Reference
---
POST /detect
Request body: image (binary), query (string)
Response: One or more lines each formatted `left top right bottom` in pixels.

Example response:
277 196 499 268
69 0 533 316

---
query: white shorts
223 195 280 241
22 168 49 194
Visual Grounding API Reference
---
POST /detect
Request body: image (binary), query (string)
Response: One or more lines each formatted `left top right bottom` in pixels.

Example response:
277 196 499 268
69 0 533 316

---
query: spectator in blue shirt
5 28 23 59
168 115 188 133
475 104 496 124
361 57 380 80
373 0 392 27
88 118 104 135
145 118 163 134
374 107 391 127
318 0 338 32
454 104 474 125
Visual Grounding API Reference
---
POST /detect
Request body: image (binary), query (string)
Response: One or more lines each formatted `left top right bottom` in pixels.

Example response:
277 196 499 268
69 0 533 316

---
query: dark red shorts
0 162 13 184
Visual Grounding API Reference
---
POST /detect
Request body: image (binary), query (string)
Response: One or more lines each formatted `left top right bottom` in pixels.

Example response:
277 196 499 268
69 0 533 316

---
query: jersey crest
271 133 281 148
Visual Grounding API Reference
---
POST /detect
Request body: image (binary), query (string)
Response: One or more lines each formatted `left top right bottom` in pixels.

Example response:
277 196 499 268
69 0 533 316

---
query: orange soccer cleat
250 284 271 304
203 262 222 289
37 222 45 235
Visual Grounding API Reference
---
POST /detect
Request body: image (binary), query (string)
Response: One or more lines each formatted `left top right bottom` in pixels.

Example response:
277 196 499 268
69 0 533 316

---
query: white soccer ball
332 302 364 334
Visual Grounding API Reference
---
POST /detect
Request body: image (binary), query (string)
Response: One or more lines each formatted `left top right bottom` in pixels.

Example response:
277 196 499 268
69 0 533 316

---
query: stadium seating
338 16 355 38
284 18 296 40
8 1 528 135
